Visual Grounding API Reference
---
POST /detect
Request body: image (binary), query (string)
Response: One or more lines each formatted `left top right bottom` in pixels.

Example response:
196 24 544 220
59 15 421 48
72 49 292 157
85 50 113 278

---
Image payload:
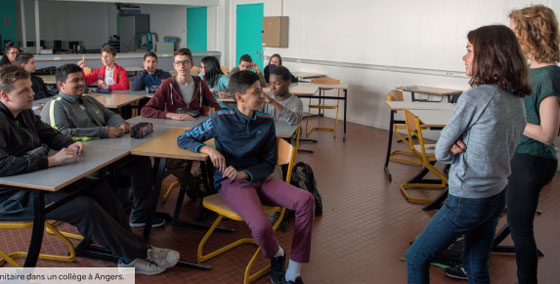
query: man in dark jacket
131 52 172 91
15 53 52 100
0 65 179 275
0 46 19 66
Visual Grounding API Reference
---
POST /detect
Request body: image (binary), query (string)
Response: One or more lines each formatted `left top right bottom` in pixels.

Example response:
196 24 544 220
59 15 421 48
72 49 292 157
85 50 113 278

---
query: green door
187 7 208 52
236 3 264 69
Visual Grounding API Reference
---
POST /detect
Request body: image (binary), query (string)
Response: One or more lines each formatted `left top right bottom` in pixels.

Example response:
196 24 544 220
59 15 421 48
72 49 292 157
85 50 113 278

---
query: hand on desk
165 112 195 121
450 139 466 155
48 146 81 167
67 142 85 156
119 123 131 134
97 80 108 89
108 127 124 138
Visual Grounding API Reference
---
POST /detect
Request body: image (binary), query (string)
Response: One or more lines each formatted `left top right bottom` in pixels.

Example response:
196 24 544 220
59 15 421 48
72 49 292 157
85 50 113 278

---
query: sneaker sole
130 220 166 228
444 271 468 281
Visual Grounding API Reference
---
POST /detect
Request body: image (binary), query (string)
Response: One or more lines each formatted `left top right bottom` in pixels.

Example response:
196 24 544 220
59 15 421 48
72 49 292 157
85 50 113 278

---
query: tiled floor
1 117 559 283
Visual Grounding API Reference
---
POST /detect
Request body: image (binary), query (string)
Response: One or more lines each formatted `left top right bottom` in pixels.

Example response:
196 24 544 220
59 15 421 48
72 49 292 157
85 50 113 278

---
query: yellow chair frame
0 221 76 267
197 137 297 284
305 77 341 139
387 90 423 166
400 109 448 203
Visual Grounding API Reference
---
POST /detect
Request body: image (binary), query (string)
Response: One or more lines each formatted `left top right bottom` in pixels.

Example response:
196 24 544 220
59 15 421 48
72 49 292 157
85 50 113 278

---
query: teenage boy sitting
131 52 172 91
261 66 303 126
229 54 267 88
40 63 164 227
0 46 19 66
177 70 315 284
15 53 52 100
0 65 179 274
77 45 129 90
141 48 221 121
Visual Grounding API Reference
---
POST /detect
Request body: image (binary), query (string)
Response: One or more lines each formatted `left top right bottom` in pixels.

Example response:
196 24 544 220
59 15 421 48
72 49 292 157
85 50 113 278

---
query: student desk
383 101 455 181
291 72 326 80
289 84 319 96
93 93 146 109
127 116 207 129
397 85 462 103
38 75 56 85
0 146 129 267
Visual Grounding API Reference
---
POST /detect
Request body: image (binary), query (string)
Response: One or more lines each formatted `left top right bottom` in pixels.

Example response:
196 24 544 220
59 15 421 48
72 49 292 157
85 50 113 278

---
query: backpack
290 162 323 216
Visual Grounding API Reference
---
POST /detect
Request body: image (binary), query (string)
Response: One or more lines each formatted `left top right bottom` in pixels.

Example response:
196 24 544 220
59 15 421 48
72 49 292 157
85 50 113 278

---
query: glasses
8 51 18 55
174 60 191 66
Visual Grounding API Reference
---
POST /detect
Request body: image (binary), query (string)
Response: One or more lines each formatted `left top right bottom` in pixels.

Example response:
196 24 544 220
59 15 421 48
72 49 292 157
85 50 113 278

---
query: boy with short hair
131 52 172 91
229 54 267 87
77 45 129 90
0 65 179 275
177 70 315 284
141 48 221 121
40 63 163 227
15 53 52 100
0 46 19 66
262 66 303 126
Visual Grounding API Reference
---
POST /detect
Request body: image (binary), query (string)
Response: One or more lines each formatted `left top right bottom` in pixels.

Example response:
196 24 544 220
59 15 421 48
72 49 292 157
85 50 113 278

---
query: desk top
409 109 454 127
38 75 56 85
123 66 143 73
275 122 300 139
385 101 456 111
83 128 168 151
131 128 209 161
290 84 319 96
397 85 462 96
127 116 207 129
292 72 326 80
94 94 145 109
0 147 129 191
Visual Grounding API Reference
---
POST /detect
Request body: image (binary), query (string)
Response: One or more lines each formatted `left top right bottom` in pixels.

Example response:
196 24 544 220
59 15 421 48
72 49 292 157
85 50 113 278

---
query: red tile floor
1 117 559 283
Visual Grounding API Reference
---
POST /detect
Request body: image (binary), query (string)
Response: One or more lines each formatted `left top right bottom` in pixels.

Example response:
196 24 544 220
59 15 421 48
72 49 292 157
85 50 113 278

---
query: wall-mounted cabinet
262 16 288 48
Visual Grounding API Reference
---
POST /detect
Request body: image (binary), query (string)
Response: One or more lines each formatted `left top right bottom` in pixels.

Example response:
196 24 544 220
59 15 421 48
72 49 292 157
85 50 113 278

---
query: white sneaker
146 246 180 269
118 258 166 275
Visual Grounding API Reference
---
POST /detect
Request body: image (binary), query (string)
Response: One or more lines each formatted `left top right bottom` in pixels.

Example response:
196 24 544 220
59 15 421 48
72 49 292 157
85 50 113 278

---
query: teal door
236 3 264 69
187 7 208 52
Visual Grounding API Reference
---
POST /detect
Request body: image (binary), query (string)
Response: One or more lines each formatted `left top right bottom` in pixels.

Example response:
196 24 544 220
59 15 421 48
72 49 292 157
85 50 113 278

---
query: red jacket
83 63 129 90
141 76 221 119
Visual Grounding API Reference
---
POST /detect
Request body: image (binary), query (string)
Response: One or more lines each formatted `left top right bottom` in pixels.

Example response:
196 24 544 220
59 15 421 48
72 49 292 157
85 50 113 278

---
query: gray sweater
435 85 526 198
40 92 125 139
261 93 303 126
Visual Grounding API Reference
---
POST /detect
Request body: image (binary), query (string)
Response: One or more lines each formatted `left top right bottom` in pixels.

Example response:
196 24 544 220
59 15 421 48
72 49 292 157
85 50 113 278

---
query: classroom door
236 3 264 69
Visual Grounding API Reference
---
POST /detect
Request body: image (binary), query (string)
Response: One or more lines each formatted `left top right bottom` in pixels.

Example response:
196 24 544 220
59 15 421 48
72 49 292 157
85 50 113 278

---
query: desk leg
143 157 167 241
411 92 416 102
24 191 45 267
343 89 347 142
384 110 396 181
491 223 544 256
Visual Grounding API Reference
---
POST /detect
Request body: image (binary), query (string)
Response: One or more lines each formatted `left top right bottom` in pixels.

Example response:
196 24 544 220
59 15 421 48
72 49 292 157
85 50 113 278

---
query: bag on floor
290 162 323 216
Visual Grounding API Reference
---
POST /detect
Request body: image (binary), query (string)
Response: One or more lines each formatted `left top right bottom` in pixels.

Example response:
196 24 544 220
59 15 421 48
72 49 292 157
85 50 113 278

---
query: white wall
260 0 560 131
137 4 188 49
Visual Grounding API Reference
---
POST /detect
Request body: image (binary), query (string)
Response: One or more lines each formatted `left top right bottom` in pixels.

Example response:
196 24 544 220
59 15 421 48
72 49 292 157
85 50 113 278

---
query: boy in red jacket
77 45 129 90
141 48 221 120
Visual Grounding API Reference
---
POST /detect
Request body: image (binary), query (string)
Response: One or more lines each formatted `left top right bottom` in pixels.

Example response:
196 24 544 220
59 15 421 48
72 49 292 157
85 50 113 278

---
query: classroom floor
2 117 559 284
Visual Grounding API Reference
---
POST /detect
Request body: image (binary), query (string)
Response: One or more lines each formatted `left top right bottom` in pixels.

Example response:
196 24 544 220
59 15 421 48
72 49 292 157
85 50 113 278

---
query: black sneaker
285 276 304 284
270 253 286 284
444 265 467 281
130 216 166 228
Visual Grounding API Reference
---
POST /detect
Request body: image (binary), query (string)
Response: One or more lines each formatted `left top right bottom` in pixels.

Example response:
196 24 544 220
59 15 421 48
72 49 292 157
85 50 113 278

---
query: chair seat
413 143 436 156
0 221 33 229
308 104 338 109
203 194 282 222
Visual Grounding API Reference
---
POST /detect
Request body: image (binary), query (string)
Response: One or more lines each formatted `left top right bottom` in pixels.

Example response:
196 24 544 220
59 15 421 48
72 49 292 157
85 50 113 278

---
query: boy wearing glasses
141 48 221 121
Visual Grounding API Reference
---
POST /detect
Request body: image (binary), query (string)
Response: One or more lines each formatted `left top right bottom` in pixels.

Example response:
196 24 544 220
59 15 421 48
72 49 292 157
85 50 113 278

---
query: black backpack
290 162 323 216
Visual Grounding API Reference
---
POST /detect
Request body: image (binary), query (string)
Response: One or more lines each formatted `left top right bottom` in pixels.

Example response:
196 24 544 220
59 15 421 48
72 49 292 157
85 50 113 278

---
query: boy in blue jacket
177 71 314 284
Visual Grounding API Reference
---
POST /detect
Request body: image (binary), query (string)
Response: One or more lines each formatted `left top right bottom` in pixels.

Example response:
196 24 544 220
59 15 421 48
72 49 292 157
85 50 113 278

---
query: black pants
117 155 154 223
507 153 557 284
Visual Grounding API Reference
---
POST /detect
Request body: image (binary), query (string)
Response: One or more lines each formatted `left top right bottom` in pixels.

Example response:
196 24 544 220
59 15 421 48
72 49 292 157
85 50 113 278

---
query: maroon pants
219 176 315 263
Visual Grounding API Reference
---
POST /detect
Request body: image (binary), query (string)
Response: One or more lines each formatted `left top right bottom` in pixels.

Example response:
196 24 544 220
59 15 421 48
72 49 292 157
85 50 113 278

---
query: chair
305 77 341 139
399 109 448 203
220 66 229 73
197 138 297 284
0 221 76 267
387 90 422 166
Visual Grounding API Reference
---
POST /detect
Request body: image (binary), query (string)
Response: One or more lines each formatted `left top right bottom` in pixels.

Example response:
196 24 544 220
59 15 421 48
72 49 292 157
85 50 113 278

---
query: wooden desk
38 75 56 85
292 72 326 80
127 116 207 129
397 85 462 102
409 109 453 128
0 146 129 267
383 101 455 181
94 94 146 109
289 84 319 96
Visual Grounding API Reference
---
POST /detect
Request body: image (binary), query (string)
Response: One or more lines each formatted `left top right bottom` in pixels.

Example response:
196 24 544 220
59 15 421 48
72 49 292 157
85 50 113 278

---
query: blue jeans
406 190 506 284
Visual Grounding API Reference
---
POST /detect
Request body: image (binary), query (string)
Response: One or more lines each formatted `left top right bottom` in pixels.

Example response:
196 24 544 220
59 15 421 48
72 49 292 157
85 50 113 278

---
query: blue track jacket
177 108 276 189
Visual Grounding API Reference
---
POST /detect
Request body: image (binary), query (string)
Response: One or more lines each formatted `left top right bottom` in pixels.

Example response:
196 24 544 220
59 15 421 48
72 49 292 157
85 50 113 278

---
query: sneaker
444 265 467 281
118 258 165 275
285 276 304 284
130 216 166 228
146 246 180 269
270 253 286 284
